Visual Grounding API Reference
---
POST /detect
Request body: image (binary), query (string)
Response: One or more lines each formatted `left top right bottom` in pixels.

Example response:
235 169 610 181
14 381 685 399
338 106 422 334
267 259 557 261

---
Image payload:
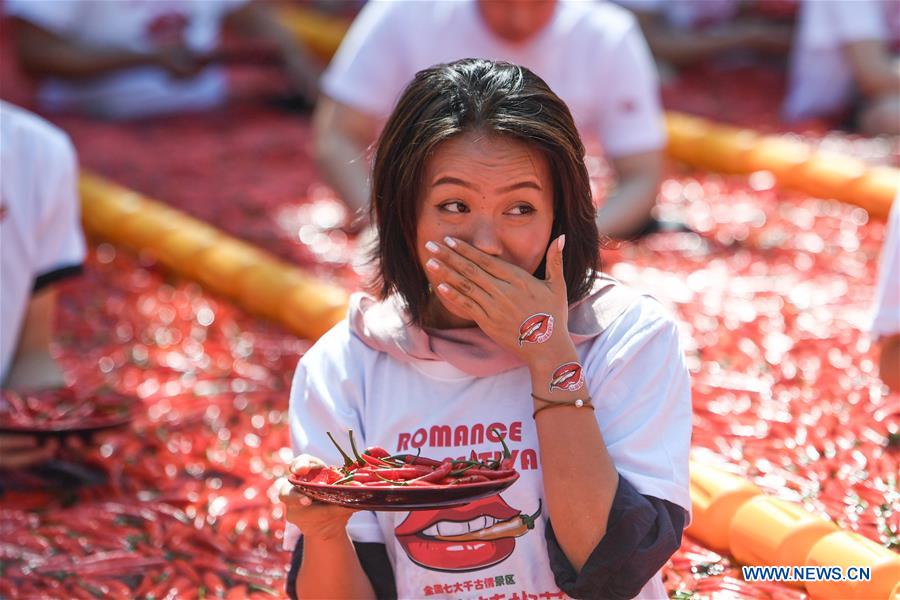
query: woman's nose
469 220 503 256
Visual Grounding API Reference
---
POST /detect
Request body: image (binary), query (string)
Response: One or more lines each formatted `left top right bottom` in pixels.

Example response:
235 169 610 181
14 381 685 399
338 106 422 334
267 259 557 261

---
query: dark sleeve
33 264 82 293
545 474 687 600
286 535 397 600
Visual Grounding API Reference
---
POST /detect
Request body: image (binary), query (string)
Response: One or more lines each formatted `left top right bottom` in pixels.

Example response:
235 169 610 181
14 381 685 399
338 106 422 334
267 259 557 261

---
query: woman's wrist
526 336 584 400
525 335 578 374
299 519 352 544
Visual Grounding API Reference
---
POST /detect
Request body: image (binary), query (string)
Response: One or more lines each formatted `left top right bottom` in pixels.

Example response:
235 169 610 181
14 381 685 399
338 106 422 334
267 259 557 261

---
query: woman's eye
508 205 535 216
440 201 469 214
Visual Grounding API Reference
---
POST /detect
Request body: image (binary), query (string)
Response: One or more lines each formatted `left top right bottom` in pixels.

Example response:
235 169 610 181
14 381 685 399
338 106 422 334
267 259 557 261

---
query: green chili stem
521 499 543 529
490 427 512 459
373 472 407 486
347 429 365 466
326 431 356 468
333 473 355 485
450 464 476 477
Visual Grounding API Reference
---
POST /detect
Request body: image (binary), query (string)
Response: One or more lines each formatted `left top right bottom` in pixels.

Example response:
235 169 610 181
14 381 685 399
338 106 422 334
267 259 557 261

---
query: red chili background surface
0 17 897 600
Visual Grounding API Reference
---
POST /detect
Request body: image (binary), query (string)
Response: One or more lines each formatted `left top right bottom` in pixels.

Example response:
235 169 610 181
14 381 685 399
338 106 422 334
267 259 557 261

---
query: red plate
288 472 520 511
0 389 139 435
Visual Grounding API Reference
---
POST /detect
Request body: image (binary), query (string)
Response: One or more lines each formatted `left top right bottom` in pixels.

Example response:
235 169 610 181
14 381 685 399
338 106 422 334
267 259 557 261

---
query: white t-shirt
286 295 692 600
873 195 900 339
323 0 665 158
783 0 900 122
6 0 247 119
0 102 86 381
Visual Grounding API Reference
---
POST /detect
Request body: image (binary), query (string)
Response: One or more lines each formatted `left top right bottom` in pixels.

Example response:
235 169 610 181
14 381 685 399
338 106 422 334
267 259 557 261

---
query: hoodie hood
348 274 637 377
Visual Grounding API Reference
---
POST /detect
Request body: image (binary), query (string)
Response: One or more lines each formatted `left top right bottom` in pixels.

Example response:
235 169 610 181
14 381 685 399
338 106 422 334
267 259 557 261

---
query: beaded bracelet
531 392 594 419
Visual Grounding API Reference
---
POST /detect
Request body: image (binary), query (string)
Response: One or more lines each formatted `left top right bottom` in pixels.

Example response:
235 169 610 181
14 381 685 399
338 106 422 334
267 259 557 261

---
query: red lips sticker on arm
517 313 554 346
548 361 584 392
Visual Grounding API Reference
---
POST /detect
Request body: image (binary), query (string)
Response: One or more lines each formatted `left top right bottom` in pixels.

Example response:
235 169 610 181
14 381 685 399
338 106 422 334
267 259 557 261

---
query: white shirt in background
614 0 742 30
0 102 86 380
873 195 900 339
285 295 692 599
5 0 247 119
783 0 900 122
323 0 665 158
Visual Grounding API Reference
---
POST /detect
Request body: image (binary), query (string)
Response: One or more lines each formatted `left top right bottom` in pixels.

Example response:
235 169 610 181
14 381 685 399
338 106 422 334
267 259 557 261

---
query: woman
280 58 691 600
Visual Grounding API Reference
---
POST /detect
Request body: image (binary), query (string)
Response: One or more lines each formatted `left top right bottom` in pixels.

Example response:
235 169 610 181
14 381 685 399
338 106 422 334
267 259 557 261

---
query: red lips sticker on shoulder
549 362 584 392
517 313 553 346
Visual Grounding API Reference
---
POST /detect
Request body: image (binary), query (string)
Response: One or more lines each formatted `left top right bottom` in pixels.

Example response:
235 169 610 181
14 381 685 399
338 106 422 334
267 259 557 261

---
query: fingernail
425 241 440 253
426 258 439 271
300 496 311 506
557 235 566 252
437 283 450 294
444 236 457 248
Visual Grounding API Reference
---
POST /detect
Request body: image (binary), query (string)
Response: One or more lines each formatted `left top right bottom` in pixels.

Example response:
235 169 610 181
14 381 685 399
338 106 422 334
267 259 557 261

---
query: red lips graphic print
395 495 542 572
549 362 584 392
517 313 553 347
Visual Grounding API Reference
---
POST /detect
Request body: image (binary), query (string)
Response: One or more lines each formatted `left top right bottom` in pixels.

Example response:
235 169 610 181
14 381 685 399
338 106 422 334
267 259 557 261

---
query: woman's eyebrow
431 176 542 193
432 176 475 189
496 180 542 193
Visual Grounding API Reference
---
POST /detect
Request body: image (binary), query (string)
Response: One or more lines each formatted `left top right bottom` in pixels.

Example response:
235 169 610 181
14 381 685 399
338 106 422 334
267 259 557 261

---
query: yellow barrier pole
805 532 900 600
686 460 761 552
79 173 349 341
729 495 838 588
690 460 900 599
275 5 350 62
665 112 898 220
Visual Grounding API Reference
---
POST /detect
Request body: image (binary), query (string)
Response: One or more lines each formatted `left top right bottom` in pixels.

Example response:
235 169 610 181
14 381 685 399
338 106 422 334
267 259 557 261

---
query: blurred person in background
872 195 900 392
614 0 794 78
0 101 86 468
313 0 668 241
783 0 899 134
7 0 321 120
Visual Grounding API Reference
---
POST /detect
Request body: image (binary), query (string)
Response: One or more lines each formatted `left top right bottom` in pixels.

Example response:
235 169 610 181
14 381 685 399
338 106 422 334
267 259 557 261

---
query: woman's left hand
424 234 569 362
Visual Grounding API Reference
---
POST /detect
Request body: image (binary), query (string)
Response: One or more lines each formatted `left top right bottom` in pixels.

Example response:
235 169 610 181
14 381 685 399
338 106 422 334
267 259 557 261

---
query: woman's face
416 132 555 328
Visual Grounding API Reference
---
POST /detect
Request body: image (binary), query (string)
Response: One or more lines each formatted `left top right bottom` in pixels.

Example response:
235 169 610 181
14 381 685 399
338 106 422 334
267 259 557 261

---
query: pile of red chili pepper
299 430 517 487
1 25 898 598
0 388 136 432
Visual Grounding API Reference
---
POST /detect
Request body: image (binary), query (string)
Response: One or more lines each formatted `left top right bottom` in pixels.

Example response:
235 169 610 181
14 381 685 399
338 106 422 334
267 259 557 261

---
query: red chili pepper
192 555 232 574
465 468 517 480
67 583 96 600
161 577 192 600
203 571 226 596
134 572 159 598
97 578 131 599
144 571 177 600
332 470 378 485
406 460 453 484
451 475 491 484
363 467 422 480
172 558 201 584
224 585 249 600
364 446 390 459
359 453 393 468
308 467 343 484
399 455 442 468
